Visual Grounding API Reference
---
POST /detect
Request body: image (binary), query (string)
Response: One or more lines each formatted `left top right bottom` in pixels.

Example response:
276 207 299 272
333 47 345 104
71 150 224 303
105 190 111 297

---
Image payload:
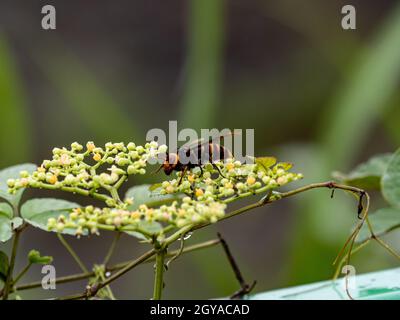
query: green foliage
2 139 393 300
358 207 400 242
0 35 31 167
21 198 81 235
124 221 163 240
7 142 302 239
28 250 53 265
125 184 182 210
338 148 400 243
0 202 13 242
124 184 181 240
0 163 36 207
333 153 393 189
288 2 400 285
382 148 400 208
255 157 277 173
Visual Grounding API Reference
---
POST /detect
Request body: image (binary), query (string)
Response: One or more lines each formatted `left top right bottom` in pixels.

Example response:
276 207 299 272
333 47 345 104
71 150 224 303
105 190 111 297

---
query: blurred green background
1 0 400 299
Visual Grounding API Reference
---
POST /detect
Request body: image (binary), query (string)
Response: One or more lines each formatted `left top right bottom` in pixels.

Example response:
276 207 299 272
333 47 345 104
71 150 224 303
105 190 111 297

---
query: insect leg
212 163 226 178
177 166 188 186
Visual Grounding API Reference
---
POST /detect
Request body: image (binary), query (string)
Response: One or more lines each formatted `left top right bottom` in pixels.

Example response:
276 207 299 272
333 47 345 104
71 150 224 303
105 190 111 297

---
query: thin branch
6 239 221 295
114 175 127 190
194 181 365 233
57 248 157 300
103 232 121 266
217 232 256 299
12 262 33 286
166 236 185 269
332 239 370 280
57 234 89 273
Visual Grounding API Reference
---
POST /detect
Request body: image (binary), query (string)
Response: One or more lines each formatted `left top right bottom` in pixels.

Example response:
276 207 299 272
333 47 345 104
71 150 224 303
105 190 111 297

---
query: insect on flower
155 132 238 185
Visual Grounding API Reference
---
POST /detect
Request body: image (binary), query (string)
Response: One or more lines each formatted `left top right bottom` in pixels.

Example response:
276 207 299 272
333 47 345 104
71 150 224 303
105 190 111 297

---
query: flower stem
12 262 33 286
153 249 167 300
57 233 89 273
103 232 121 266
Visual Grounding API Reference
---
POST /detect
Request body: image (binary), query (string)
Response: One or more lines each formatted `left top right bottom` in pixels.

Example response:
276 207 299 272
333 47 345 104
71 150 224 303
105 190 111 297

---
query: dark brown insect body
159 138 233 184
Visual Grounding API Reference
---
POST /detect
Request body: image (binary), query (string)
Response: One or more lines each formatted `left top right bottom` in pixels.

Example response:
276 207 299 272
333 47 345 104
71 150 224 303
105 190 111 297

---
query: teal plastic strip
249 268 400 300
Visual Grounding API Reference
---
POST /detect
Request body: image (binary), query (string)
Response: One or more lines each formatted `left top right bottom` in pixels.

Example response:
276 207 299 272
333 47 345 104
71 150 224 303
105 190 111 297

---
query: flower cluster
6 140 303 239
7 141 167 207
47 198 226 237
159 159 303 202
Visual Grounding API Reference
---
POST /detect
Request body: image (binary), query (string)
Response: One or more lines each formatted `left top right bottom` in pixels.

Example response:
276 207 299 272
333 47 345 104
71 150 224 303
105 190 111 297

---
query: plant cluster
7 142 302 240
1 140 399 300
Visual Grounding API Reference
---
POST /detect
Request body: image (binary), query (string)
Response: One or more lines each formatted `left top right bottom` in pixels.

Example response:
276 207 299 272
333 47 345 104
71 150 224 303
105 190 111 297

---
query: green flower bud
71 142 83 151
20 170 29 178
64 174 76 185
52 148 62 155
106 199 117 207
136 146 145 154
127 142 136 151
127 165 136 175
7 179 15 188
106 157 114 164
116 158 129 166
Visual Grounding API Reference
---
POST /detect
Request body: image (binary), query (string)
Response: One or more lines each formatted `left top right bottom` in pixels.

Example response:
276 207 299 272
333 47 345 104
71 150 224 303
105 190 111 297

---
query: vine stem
193 181 364 232
57 234 89 273
153 249 167 300
2 230 21 300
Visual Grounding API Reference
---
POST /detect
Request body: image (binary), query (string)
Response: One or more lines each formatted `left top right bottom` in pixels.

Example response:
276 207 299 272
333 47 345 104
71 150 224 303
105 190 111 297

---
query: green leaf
357 207 400 242
125 184 182 211
21 198 80 235
255 157 277 173
0 163 36 207
333 153 393 189
382 148 400 208
124 221 163 240
0 202 14 242
276 162 293 170
11 217 23 230
0 202 13 218
28 249 53 265
0 250 9 282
